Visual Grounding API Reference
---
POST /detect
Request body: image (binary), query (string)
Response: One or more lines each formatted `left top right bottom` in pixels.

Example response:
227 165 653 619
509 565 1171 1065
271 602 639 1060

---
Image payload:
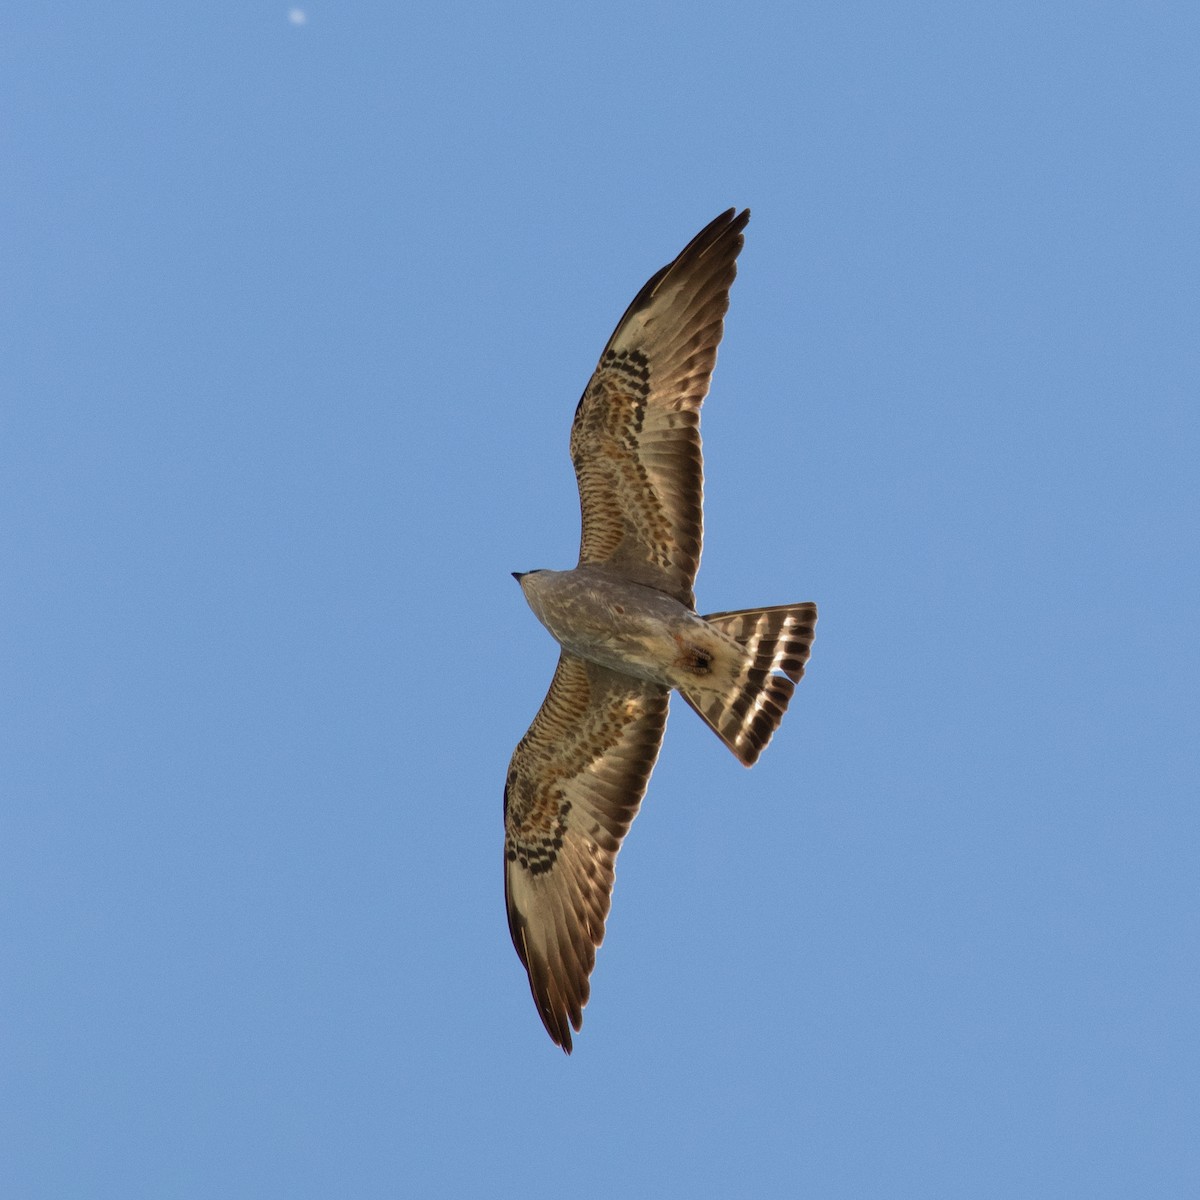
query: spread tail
678 603 817 767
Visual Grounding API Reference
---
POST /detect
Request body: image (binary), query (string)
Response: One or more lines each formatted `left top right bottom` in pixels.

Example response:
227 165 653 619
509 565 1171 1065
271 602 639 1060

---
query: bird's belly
526 570 701 686
553 619 682 685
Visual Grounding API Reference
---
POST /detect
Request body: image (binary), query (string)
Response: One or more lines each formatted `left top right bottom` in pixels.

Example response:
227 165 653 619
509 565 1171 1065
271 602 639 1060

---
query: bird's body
504 210 817 1052
516 565 726 691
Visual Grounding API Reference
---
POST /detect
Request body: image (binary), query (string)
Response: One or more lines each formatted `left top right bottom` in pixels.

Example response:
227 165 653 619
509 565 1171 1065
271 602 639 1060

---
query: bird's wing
504 652 669 1052
570 208 749 608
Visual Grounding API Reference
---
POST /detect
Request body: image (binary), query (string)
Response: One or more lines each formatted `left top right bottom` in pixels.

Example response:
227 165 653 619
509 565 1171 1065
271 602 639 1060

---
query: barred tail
678 603 817 767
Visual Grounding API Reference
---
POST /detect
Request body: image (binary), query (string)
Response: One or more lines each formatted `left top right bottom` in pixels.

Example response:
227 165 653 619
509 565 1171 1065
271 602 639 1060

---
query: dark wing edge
503 653 670 1052
595 208 750 363
571 209 750 605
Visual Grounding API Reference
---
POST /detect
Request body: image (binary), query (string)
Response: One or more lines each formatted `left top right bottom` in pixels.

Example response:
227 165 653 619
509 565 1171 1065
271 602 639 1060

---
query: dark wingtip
596 207 752 360
691 207 750 253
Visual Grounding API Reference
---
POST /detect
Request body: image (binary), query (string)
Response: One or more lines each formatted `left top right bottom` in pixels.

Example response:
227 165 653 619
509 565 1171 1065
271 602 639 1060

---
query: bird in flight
504 209 817 1052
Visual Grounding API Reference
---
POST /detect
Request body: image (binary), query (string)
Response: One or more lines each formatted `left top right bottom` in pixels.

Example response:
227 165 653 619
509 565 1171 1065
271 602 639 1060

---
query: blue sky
3 3 1197 1196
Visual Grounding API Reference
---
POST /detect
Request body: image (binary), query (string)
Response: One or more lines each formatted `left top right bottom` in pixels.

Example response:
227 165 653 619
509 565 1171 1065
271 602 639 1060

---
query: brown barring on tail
504 210 817 1052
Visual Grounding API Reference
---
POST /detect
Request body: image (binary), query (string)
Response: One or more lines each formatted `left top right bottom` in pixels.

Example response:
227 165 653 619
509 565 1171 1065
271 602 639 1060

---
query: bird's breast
521 566 699 686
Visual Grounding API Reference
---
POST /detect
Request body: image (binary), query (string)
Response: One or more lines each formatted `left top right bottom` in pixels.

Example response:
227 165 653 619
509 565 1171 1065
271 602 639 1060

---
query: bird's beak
511 572 527 582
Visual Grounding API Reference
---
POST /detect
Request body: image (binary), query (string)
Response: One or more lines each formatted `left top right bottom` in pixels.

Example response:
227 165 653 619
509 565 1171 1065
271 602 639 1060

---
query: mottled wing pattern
570 208 750 608
504 652 669 1052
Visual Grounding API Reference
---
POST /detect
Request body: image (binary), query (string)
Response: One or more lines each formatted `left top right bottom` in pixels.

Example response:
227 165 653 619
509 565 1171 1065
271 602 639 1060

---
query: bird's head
511 569 547 586
511 569 552 617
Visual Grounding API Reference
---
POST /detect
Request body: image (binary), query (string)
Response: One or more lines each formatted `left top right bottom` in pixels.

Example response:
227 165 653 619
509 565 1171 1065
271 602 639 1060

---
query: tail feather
678 603 817 766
